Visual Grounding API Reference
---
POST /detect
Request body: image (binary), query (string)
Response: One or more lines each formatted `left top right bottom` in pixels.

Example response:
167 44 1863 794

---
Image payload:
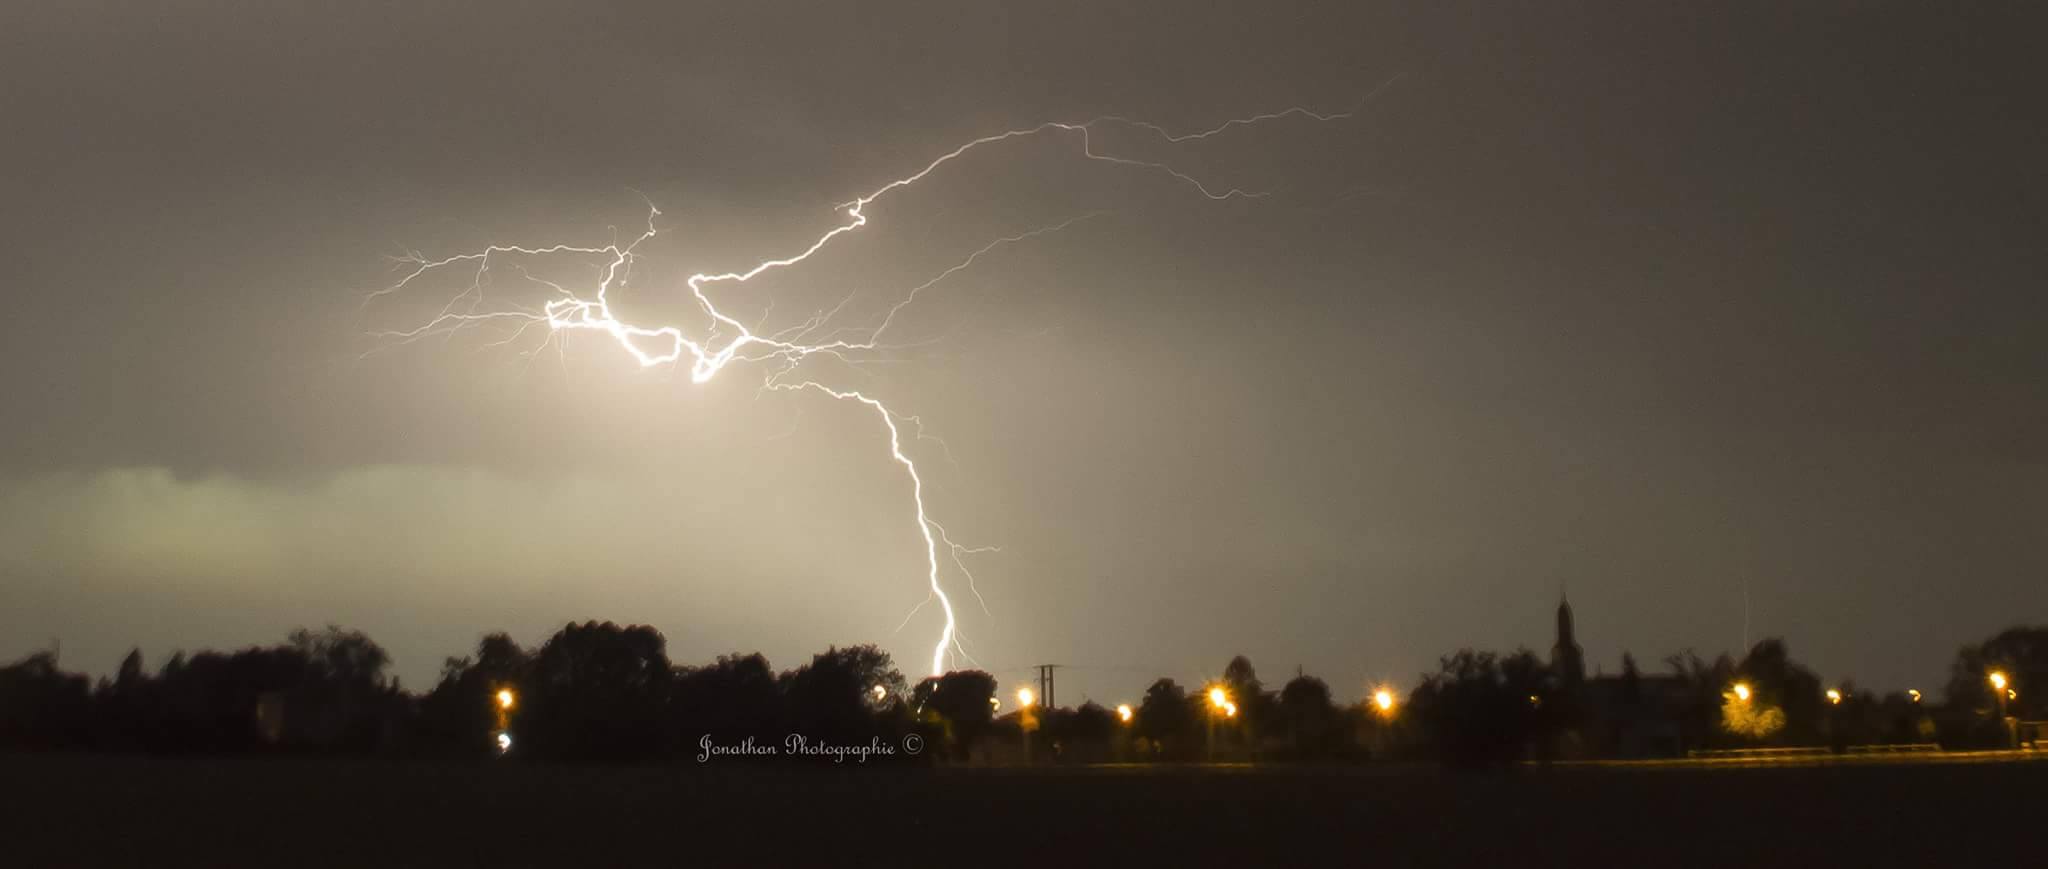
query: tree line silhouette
2 621 2040 768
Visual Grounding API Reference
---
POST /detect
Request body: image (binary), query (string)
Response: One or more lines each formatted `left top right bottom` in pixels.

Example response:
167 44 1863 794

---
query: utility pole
1033 664 1059 712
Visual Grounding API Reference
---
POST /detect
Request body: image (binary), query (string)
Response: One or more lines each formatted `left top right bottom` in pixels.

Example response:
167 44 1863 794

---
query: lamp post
1016 687 1037 764
492 688 516 755
1370 687 1398 758
1206 686 1229 762
1989 671 2011 748
1114 703 1134 761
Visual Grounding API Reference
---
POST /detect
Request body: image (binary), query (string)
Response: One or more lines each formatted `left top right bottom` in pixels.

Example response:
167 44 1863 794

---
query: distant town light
1116 704 1133 723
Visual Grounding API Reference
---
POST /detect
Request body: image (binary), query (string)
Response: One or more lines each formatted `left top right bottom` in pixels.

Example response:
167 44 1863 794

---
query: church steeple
1551 592 1585 685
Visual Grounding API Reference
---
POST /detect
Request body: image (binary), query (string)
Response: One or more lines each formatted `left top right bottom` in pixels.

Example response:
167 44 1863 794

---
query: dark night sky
3 1 2043 703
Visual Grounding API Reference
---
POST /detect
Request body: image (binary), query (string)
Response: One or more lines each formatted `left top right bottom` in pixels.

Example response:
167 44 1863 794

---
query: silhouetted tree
1665 649 1738 751
419 633 530 756
521 621 672 762
781 644 905 742
1409 649 1555 770
0 652 92 750
1222 656 1262 701
1133 678 1192 758
115 649 146 692
1057 701 1116 760
151 645 310 753
1942 625 2046 747
1219 655 1278 746
91 648 151 750
1735 639 1825 745
284 626 396 750
675 652 782 744
913 670 995 760
1278 674 1338 758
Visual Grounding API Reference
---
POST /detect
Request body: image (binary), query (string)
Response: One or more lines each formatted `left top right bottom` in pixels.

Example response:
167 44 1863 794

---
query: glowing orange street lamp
1016 687 1039 763
1373 688 1397 717
1116 704 1133 724
1205 685 1231 762
491 688 516 755
1826 688 1842 706
1732 682 1752 703
1990 671 2013 747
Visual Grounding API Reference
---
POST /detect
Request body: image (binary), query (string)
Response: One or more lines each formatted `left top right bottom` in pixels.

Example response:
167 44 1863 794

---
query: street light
1732 682 1752 703
1015 687 1039 764
1373 688 1396 716
872 684 887 702
1205 685 1230 762
1116 704 1133 724
490 688 516 756
1826 688 1842 705
1990 671 2013 748
1908 689 1921 703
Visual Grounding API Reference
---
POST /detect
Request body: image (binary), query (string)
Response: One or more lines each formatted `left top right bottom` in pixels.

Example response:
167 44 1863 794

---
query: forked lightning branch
367 98 1373 676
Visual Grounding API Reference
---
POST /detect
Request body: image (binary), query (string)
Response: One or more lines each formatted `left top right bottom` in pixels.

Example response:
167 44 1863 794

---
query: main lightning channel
369 98 1370 675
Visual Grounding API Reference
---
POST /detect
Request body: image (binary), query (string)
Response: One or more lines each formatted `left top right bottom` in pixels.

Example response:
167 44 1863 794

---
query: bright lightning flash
367 99 1371 676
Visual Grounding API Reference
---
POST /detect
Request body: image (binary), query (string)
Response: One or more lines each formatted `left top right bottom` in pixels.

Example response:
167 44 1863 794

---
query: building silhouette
1551 593 1688 758
1551 594 1585 687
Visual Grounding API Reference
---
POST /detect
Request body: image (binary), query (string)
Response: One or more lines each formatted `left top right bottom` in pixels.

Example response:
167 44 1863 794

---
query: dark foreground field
2 754 2042 867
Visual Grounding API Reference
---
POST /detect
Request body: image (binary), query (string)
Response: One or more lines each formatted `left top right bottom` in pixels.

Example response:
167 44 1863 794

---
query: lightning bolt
367 95 1378 676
